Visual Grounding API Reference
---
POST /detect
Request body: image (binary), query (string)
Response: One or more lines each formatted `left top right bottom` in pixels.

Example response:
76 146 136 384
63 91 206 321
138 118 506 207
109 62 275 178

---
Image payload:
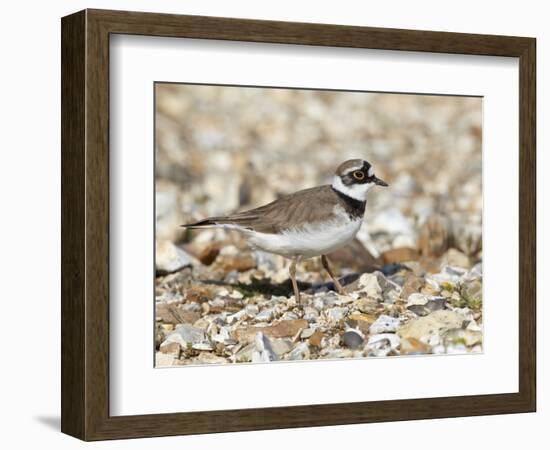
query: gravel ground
154 84 482 367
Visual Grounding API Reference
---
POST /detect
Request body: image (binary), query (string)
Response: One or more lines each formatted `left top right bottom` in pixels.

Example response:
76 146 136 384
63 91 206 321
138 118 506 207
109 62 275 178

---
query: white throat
331 175 373 201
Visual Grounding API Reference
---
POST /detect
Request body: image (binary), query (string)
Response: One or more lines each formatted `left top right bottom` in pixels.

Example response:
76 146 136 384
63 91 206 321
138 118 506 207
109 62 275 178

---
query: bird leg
321 254 346 295
289 257 301 304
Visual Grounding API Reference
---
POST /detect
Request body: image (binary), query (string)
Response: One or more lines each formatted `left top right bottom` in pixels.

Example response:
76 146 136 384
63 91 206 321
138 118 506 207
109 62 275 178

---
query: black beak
374 176 389 187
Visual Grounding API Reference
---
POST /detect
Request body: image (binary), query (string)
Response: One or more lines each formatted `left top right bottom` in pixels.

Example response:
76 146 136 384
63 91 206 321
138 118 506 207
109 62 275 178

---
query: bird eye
353 171 365 180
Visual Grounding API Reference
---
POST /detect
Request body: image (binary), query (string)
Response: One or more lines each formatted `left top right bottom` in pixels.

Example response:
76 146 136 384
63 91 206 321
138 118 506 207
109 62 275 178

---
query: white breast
244 213 362 258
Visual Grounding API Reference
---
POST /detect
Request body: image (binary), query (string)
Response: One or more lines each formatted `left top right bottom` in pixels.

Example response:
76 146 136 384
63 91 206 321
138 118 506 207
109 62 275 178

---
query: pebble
300 328 315 339
195 352 228 364
429 266 468 285
164 324 213 350
401 274 425 300
270 338 294 356
400 337 431 355
288 342 311 360
155 241 194 275
234 319 309 343
442 328 483 347
358 272 383 298
342 329 364 349
252 332 277 362
366 333 401 357
308 330 324 347
369 315 401 334
398 310 464 346
159 341 181 356
255 308 276 322
407 293 429 306
324 307 347 324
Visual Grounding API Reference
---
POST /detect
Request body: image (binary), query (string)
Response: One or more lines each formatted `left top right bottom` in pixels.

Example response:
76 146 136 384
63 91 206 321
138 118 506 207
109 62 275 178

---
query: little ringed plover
182 159 388 303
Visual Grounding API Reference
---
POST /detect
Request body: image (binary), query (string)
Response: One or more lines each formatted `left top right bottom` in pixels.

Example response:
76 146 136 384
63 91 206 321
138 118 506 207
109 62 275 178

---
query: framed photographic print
61 9 536 441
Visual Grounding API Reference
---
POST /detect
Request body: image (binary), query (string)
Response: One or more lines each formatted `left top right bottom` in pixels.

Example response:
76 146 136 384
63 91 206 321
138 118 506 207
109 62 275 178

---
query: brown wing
183 185 341 233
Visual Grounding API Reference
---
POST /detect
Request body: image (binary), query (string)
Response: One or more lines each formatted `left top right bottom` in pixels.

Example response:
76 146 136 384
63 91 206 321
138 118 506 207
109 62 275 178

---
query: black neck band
331 187 367 217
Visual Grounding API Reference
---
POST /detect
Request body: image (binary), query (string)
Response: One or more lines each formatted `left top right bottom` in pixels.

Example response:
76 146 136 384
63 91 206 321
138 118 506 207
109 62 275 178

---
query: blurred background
155 84 482 263
154 83 483 366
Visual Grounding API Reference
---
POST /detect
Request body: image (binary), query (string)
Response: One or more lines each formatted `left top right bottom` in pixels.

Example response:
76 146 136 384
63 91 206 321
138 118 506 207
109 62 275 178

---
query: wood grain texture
61 10 86 438
61 8 537 441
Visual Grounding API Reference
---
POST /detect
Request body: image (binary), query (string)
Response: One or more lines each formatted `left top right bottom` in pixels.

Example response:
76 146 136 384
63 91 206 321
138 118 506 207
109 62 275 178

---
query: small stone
401 274 425 299
355 297 380 314
155 240 194 275
358 272 383 299
322 348 355 359
424 297 446 312
400 337 431 355
313 292 339 310
155 291 184 304
197 242 221 265
159 341 181 356
325 307 346 324
466 320 482 332
366 333 400 356
308 330 324 347
193 318 210 330
270 338 294 356
280 311 299 320
165 324 213 350
343 329 364 349
185 286 216 303
347 313 375 334
234 319 309 343
252 332 277 362
430 265 468 285
156 303 181 325
229 290 244 299
300 328 315 339
398 310 464 346
463 280 482 302
227 305 258 324
212 326 232 343
195 352 228 364
255 308 275 322
407 293 429 306
442 328 482 347
369 314 400 334
288 342 310 360
303 307 319 323
234 343 255 363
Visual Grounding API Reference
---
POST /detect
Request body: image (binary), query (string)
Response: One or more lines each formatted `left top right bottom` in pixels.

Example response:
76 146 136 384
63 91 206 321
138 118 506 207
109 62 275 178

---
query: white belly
244 219 362 258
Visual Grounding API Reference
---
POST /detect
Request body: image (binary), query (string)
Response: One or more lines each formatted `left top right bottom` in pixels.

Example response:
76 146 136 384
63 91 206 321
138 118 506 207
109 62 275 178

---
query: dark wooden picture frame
61 9 536 441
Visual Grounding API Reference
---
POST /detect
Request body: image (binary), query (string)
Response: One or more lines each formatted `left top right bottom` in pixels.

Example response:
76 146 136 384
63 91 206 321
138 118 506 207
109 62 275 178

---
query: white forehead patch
345 163 364 174
368 166 374 177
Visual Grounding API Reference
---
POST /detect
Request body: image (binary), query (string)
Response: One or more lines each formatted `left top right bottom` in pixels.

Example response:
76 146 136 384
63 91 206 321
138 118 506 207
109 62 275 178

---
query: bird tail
181 217 227 229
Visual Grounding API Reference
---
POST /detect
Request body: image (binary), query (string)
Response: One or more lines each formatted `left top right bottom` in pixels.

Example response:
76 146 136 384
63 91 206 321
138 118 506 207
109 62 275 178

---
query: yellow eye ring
353 170 365 180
